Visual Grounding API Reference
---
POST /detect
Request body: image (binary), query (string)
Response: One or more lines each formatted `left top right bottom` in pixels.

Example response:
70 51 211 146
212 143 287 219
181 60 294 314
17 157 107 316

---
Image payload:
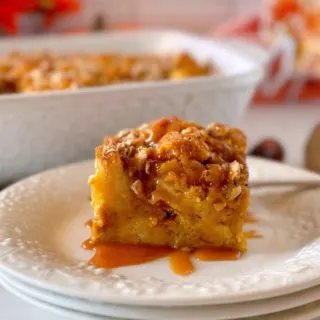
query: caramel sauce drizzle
90 244 172 269
244 230 263 239
169 251 194 276
83 212 261 276
82 240 242 276
82 238 95 250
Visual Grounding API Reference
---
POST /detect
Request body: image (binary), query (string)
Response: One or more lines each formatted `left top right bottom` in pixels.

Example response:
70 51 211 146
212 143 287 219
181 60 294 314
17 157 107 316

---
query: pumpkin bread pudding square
89 117 249 252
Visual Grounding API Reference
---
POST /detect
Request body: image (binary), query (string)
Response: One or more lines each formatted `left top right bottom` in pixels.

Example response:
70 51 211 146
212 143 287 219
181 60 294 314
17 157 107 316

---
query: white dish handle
260 34 297 96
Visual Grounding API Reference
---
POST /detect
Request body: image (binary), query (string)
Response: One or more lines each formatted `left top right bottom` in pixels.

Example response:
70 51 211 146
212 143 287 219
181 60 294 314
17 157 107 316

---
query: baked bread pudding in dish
88 117 249 270
0 52 213 94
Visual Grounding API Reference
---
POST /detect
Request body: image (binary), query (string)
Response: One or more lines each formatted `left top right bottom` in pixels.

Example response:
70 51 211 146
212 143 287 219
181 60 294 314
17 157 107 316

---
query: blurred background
0 0 319 179
0 0 320 104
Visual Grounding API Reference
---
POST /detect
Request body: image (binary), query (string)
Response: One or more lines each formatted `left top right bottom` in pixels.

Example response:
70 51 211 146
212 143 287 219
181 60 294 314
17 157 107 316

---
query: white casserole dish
0 30 267 185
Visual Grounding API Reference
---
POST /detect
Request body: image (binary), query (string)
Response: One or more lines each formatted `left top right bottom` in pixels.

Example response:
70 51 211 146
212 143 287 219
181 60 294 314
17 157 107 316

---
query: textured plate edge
1 270 320 320
0 158 319 306
1 274 320 320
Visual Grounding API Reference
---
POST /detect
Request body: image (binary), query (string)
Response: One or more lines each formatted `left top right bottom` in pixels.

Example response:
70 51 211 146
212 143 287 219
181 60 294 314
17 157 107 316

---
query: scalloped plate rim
0 158 319 306
1 270 320 320
1 272 320 320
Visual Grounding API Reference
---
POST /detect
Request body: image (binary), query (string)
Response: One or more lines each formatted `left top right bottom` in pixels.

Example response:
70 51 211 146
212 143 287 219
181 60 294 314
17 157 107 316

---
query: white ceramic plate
1 271 320 320
0 277 117 320
0 158 319 307
1 275 320 320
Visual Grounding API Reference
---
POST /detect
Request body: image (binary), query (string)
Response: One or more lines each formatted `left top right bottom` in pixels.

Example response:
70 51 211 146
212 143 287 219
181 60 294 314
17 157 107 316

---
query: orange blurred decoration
268 0 320 33
0 0 80 34
269 0 301 21
213 0 320 104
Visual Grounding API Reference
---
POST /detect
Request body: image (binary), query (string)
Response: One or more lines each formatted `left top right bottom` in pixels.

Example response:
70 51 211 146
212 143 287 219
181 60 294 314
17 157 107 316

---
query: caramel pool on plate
83 241 244 276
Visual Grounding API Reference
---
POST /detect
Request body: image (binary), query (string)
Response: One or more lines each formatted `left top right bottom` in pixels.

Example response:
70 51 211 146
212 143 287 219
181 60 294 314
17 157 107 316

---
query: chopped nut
117 129 131 138
131 179 143 196
207 123 229 138
135 148 149 171
102 144 116 156
181 127 193 134
128 146 136 157
229 186 242 200
145 160 152 175
148 216 158 227
229 161 241 181
213 201 226 212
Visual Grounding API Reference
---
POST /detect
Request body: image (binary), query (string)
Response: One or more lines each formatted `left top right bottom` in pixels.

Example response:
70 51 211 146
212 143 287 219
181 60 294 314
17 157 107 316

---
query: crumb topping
91 116 249 252
101 117 248 201
0 52 213 93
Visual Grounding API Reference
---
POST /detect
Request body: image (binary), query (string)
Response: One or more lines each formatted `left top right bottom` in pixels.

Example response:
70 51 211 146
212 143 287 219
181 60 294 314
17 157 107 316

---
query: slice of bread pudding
89 117 249 252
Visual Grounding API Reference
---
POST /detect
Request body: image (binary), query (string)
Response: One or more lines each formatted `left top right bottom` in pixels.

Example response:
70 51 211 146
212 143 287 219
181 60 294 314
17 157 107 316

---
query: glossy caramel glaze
90 244 172 269
169 251 194 276
82 238 95 250
83 211 262 275
84 242 244 276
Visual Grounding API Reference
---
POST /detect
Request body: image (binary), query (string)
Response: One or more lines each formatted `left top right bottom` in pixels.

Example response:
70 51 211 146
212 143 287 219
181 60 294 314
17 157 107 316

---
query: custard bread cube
89 117 249 252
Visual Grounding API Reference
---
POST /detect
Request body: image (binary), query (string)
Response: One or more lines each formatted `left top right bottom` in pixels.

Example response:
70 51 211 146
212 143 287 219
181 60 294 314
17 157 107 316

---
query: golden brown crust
0 52 213 93
89 117 249 252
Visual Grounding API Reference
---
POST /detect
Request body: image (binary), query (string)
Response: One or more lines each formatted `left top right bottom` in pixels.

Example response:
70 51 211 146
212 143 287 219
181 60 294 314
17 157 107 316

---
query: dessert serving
0 51 213 94
87 117 249 275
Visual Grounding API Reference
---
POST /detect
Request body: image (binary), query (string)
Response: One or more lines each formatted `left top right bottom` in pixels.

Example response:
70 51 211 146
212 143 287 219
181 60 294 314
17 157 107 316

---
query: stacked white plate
0 157 319 320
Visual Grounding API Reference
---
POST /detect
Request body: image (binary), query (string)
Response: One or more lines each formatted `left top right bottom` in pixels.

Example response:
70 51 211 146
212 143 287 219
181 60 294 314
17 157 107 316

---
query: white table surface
1 106 319 320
